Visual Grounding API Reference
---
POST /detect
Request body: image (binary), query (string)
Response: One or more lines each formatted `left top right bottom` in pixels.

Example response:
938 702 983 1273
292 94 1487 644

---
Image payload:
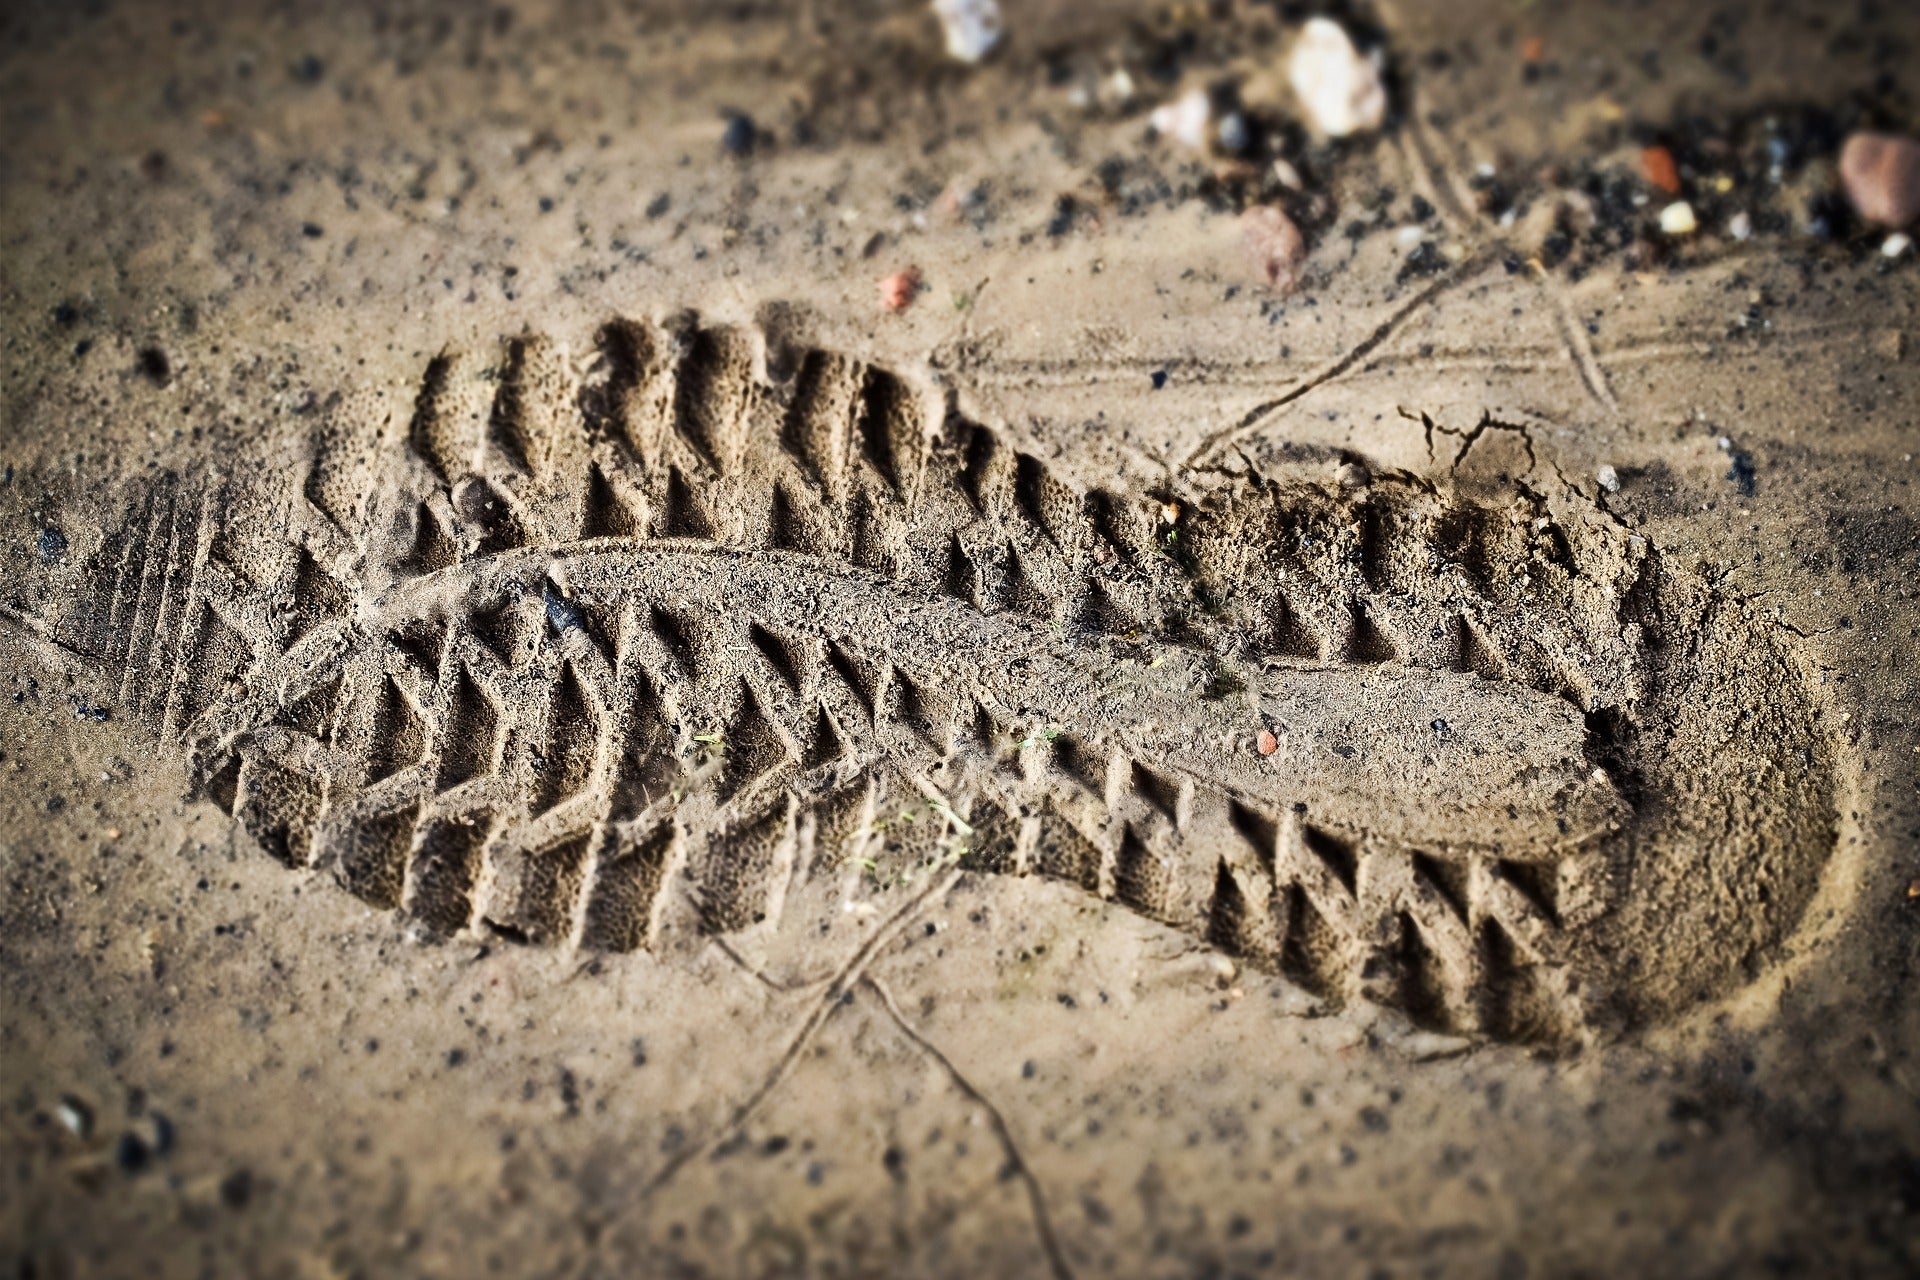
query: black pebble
291 54 324 84
135 347 172 387
301 222 324 239
36 527 67 563
219 1168 253 1208
1725 449 1758 497
543 587 584 633
1150 369 1169 390
720 113 756 157
115 1132 151 1174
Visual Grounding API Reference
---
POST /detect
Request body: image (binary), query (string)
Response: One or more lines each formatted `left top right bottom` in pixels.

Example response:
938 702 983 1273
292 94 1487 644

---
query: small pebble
1216 111 1251 156
931 0 1001 64
56 1096 92 1138
878 267 921 313
1883 232 1912 259
719 112 756 157
1658 201 1697 236
1334 460 1371 488
114 1132 151 1174
1256 730 1279 756
1840 132 1920 228
1150 88 1211 152
1241 205 1307 294
1597 464 1621 493
219 1168 253 1209
1641 145 1681 195
1727 211 1753 241
1288 18 1386 138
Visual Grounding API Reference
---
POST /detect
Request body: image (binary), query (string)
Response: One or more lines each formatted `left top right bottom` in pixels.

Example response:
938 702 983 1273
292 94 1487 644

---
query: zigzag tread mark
42 312 1838 1047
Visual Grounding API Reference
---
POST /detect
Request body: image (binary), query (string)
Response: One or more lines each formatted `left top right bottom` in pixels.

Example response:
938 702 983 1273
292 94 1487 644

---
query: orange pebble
1520 36 1544 63
878 267 921 313
1241 205 1306 295
1641 145 1682 196
1256 729 1278 756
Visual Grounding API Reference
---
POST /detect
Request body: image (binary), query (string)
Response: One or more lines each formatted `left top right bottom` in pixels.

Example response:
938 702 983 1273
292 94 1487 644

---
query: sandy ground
2 2 1919 1276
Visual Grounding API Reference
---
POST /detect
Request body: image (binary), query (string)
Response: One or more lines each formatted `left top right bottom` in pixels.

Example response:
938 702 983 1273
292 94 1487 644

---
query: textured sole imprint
44 313 1837 1045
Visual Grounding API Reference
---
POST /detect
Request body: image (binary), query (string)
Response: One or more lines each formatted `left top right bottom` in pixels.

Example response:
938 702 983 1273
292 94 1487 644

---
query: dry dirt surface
2 2 1919 1278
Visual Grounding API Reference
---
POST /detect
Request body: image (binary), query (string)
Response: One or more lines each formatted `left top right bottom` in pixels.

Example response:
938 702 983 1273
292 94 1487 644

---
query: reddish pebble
1640 145 1681 196
879 267 921 313
1255 729 1279 756
1841 132 1920 228
1241 205 1306 294
1519 36 1544 64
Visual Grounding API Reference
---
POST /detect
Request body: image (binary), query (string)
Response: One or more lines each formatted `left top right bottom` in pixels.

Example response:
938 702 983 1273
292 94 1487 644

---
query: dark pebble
1725 449 1757 497
115 1132 151 1174
219 1168 253 1208
36 527 67 563
135 347 172 387
720 113 756 157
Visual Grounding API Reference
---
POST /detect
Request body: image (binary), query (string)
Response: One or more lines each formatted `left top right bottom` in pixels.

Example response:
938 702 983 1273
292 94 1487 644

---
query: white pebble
1597 465 1621 493
1658 201 1698 236
56 1097 92 1137
1287 18 1386 138
1727 211 1753 240
931 0 1001 64
1884 231 1913 258
1150 88 1212 151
